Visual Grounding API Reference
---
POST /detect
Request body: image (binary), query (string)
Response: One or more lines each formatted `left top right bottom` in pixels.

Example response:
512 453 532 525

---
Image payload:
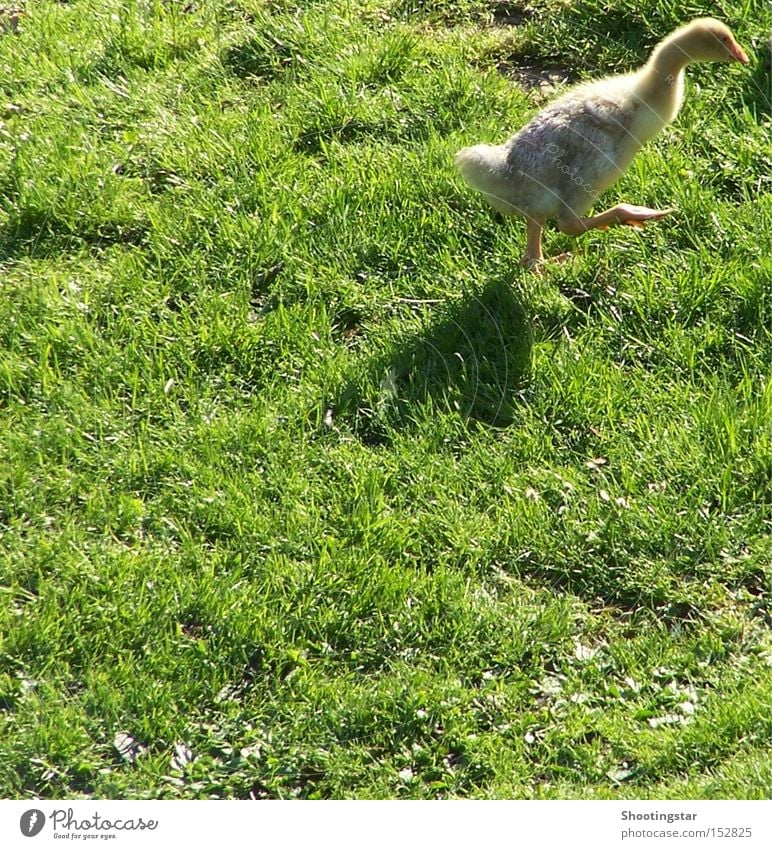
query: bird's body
457 75 650 220
456 18 749 268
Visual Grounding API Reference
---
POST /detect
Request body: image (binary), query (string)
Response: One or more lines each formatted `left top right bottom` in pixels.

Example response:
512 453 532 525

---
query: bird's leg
558 204 675 235
521 218 544 269
590 203 676 231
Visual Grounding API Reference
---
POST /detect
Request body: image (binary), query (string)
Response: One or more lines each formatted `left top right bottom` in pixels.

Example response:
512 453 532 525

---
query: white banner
2 799 770 848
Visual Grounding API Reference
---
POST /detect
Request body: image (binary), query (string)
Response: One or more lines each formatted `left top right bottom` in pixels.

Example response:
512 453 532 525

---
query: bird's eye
722 36 729 43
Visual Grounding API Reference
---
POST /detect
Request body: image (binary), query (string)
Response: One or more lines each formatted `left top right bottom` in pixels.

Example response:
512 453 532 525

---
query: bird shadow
333 277 533 445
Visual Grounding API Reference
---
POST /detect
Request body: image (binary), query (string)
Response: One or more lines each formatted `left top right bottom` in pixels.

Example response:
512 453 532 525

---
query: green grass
0 0 770 799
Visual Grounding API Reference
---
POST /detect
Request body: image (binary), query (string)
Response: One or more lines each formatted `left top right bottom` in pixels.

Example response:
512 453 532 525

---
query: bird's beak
729 39 750 64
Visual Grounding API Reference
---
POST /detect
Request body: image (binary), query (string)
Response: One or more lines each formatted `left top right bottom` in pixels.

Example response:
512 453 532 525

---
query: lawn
0 0 770 799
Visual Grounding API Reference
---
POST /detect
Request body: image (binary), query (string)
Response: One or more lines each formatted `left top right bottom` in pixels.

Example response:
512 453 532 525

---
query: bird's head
677 18 749 65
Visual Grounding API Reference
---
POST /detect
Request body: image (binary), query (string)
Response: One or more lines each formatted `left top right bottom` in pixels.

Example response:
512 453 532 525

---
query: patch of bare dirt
498 60 576 99
489 1 534 28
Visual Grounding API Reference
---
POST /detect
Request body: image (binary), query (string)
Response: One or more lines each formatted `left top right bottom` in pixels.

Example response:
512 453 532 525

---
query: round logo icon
20 810 46 837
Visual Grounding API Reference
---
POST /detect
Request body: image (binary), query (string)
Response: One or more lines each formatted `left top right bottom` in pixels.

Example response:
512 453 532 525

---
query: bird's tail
454 144 513 213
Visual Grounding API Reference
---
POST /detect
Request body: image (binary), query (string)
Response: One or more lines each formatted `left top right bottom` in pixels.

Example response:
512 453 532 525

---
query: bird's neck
648 35 693 80
634 38 689 127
